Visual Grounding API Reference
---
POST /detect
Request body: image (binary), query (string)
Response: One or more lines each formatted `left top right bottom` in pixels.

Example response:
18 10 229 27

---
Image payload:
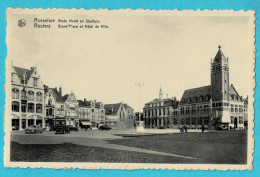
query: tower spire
159 85 163 99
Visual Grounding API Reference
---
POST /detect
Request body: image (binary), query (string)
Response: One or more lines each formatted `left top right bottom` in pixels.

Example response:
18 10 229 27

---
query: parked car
67 125 79 131
25 125 44 134
157 126 166 129
55 126 70 134
217 124 228 130
12 125 19 130
98 125 111 130
82 125 92 130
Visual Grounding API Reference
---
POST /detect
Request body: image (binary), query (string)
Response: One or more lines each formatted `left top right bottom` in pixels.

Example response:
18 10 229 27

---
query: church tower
211 45 230 123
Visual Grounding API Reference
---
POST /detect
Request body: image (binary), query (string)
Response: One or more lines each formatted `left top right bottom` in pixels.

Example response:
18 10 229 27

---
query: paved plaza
10 129 247 164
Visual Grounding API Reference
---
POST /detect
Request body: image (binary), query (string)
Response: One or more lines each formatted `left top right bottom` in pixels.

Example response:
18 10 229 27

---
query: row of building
10 65 135 130
143 46 248 130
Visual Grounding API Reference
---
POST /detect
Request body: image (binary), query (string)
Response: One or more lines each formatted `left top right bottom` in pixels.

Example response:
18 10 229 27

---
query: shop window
204 117 209 125
12 101 19 112
186 117 190 125
180 118 184 125
12 88 19 99
239 116 243 124
173 118 178 125
28 103 34 113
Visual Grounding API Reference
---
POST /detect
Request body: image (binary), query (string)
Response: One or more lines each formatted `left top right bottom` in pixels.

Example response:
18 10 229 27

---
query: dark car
67 125 79 131
217 124 229 130
98 125 111 130
157 126 166 129
55 126 70 134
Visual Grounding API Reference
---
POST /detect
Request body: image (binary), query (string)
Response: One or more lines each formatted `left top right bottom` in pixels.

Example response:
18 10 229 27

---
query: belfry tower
211 45 230 123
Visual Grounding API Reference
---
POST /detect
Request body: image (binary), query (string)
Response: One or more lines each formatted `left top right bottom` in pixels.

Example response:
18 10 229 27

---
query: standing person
184 125 188 133
202 124 205 132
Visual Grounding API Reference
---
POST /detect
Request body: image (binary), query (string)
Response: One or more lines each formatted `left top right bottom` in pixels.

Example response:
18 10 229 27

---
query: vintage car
25 125 44 134
67 125 79 131
98 125 111 130
55 126 70 134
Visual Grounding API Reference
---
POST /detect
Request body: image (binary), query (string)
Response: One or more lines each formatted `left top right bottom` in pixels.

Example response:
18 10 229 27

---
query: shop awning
80 120 92 125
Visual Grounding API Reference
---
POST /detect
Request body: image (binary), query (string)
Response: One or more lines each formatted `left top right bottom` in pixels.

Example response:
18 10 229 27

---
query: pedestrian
184 125 188 133
202 124 205 132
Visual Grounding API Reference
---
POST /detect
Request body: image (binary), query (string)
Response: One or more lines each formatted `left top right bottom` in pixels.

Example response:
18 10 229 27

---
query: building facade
44 86 65 129
143 88 179 128
11 65 45 130
78 99 105 128
104 102 135 128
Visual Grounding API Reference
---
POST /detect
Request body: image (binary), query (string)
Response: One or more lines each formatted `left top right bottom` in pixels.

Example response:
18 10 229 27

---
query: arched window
36 92 42 101
36 104 42 113
28 103 34 113
28 91 34 101
12 101 19 112
48 99 52 106
12 88 19 99
21 90 26 100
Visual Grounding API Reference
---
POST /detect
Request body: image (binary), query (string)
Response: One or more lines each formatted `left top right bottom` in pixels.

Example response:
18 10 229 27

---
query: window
21 103 26 113
21 90 26 100
204 105 209 113
36 92 42 101
186 117 190 125
239 105 243 112
198 117 203 125
33 78 37 87
163 108 165 116
61 105 64 111
239 116 243 124
159 109 161 116
28 103 34 113
204 117 209 125
173 118 178 125
186 107 190 114
192 117 196 125
12 89 19 99
48 99 52 106
28 91 34 101
235 105 238 112
167 108 170 115
12 101 19 112
231 104 234 112
231 116 234 124
36 104 42 113
180 118 184 125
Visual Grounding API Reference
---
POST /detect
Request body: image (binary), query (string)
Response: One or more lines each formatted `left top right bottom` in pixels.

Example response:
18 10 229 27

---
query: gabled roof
104 103 121 115
62 94 69 101
13 66 34 84
77 100 87 107
229 84 243 102
95 102 101 108
124 104 134 110
45 87 65 102
180 85 211 105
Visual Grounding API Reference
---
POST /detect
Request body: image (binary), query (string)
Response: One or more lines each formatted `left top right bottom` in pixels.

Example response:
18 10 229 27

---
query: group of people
179 125 205 133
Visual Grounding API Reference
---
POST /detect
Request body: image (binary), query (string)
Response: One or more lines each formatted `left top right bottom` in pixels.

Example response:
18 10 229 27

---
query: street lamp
135 82 144 130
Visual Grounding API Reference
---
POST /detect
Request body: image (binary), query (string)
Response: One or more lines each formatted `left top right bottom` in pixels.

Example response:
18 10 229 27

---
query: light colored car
25 125 44 134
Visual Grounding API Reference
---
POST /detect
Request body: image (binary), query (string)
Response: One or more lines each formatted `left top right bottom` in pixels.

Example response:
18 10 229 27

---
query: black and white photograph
4 9 255 170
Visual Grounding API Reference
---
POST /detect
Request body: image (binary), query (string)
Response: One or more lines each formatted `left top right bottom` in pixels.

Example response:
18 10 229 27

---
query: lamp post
135 82 144 129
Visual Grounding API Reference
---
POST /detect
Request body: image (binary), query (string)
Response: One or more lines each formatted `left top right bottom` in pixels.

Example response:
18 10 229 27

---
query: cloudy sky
7 10 255 111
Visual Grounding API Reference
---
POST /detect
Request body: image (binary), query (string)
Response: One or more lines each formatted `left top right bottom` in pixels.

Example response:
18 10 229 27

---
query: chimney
84 98 87 103
59 86 62 96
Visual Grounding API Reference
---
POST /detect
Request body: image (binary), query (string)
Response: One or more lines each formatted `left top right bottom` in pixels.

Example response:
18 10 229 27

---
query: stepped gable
13 66 34 84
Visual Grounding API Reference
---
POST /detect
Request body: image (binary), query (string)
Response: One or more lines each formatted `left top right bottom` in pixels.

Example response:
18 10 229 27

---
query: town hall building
143 46 248 129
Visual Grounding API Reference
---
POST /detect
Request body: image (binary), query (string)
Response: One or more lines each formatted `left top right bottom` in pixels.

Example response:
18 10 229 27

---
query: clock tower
211 45 230 123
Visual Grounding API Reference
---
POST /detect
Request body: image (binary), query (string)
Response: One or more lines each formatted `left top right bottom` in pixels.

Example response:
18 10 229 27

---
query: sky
7 10 255 112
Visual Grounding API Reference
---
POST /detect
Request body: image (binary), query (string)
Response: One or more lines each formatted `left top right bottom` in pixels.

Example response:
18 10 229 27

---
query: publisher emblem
18 19 26 27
